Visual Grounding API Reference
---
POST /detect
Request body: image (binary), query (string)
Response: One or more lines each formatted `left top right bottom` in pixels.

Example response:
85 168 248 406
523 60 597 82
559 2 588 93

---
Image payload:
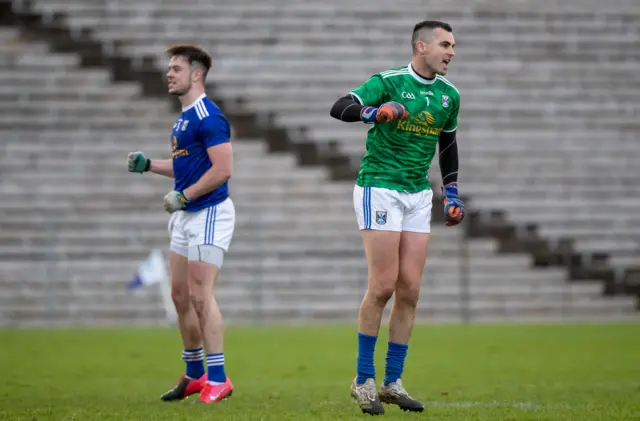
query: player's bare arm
127 152 174 178
150 159 174 178
183 143 233 201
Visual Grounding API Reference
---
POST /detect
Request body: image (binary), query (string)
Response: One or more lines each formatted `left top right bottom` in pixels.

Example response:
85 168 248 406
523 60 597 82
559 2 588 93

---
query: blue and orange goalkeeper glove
442 182 465 226
360 102 410 123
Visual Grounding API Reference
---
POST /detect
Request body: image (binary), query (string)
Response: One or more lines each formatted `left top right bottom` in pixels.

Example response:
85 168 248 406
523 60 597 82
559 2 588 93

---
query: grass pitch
1 324 639 420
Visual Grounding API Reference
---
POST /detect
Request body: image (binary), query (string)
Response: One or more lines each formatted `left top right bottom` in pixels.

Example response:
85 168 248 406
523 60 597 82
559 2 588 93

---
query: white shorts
353 185 433 233
168 198 235 258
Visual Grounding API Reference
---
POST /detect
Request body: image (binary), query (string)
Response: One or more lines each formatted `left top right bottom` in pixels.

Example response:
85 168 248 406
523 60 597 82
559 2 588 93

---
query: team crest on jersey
375 211 387 225
181 120 189 131
441 95 450 108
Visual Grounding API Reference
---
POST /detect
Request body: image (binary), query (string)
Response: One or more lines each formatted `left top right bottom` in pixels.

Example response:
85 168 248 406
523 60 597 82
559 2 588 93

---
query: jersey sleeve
442 91 460 133
199 114 231 148
349 74 386 107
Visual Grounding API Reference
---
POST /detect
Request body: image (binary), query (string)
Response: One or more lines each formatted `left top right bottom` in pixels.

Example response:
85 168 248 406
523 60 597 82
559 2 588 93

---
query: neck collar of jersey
408 63 436 85
182 93 207 112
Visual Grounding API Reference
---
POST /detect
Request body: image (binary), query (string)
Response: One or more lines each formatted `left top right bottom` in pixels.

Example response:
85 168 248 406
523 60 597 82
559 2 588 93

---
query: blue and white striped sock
182 348 205 379
206 353 226 384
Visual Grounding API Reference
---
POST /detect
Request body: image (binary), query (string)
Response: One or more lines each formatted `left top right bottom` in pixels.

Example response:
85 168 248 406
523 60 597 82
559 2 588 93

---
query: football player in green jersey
330 20 465 415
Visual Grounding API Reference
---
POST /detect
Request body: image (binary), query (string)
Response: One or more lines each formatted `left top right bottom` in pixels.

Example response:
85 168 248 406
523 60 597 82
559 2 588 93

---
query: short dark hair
411 20 453 52
166 44 212 80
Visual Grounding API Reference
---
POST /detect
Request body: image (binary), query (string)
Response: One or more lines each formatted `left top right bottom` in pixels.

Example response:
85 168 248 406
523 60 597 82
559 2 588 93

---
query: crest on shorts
375 210 387 225
441 95 450 108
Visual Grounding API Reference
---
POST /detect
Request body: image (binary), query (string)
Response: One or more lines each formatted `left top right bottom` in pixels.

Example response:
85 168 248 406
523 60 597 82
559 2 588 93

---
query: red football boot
160 373 206 401
196 377 234 404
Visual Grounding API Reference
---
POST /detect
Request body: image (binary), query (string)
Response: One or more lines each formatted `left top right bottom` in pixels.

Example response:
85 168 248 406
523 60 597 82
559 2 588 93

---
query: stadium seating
1 0 639 326
36 0 640 275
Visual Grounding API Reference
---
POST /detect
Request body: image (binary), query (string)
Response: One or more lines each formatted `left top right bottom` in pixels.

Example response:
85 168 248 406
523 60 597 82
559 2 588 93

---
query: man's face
167 55 192 96
416 28 456 76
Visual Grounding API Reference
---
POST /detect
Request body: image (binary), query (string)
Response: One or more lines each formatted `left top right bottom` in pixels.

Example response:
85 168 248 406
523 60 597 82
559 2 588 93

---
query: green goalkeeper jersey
350 64 460 193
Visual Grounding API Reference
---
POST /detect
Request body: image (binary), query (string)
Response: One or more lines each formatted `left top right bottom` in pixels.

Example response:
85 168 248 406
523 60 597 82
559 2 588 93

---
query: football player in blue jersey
127 44 235 404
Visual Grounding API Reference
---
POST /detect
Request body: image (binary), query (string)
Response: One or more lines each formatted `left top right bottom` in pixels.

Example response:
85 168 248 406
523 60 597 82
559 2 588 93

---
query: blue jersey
171 94 231 212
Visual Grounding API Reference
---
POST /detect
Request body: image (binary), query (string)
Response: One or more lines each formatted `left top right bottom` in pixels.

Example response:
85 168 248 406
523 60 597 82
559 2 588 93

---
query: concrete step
536 225 640 238
0 83 141 97
0 202 354 218
0 230 489 256
0 283 604 302
0 181 350 196
63 14 640 35
0 70 112 86
608 255 640 268
465 184 640 195
0 235 482 258
0 216 358 233
0 305 166 326
1 145 284 161
0 262 570 286
0 241 534 269
1 275 601 297
35 0 640 14
0 168 327 183
472 199 639 213
0 289 160 307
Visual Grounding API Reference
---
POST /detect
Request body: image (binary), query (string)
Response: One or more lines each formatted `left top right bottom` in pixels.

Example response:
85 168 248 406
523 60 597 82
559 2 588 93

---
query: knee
189 291 205 316
189 291 207 317
171 284 191 314
395 280 421 308
368 280 396 306
188 278 208 315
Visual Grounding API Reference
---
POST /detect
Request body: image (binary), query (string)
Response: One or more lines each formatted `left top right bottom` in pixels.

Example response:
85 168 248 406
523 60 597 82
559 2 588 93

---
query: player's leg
171 251 206 376
379 190 433 412
161 212 206 402
378 231 428 412
351 186 403 415
184 199 236 404
358 229 401 377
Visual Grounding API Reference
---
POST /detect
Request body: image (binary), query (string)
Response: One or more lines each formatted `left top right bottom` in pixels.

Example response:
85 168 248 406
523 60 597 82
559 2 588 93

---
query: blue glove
163 190 188 213
442 183 465 226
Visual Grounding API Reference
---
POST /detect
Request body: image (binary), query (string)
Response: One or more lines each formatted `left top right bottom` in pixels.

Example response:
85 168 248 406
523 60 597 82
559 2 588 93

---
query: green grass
1 324 639 420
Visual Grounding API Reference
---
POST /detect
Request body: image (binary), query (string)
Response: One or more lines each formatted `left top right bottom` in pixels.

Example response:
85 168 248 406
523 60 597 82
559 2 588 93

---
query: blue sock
206 353 226 383
356 332 377 385
384 341 408 385
182 348 205 379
